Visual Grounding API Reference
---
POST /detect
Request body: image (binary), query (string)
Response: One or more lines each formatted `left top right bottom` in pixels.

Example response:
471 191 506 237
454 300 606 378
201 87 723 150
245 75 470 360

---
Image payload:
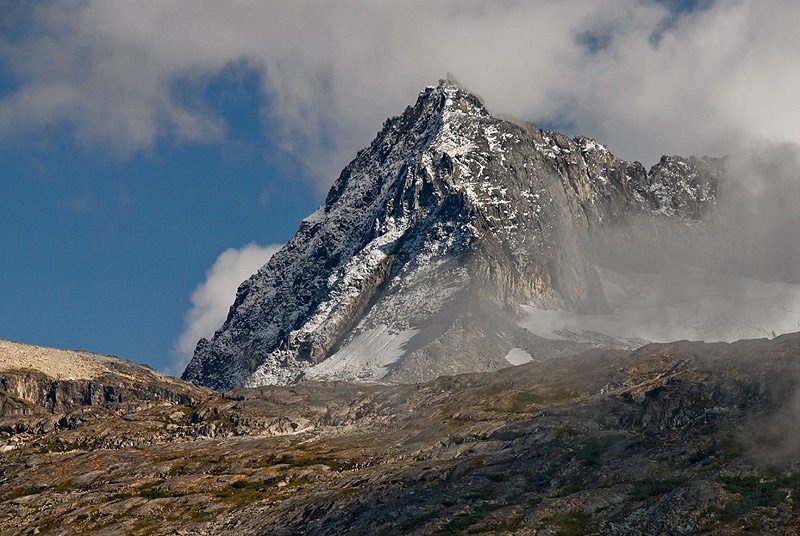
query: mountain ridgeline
182 75 725 390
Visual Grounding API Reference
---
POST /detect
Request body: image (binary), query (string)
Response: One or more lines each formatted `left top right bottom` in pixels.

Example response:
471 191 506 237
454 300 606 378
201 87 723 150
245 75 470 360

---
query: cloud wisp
2 1 798 184
170 242 281 375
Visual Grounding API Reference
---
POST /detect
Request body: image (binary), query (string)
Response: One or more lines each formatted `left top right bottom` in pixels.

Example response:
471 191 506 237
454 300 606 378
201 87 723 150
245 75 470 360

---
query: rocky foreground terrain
2 335 800 535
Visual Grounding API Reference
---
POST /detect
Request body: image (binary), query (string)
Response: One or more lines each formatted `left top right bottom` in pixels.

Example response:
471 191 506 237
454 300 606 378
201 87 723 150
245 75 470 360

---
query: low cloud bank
2 1 798 183
712 142 800 285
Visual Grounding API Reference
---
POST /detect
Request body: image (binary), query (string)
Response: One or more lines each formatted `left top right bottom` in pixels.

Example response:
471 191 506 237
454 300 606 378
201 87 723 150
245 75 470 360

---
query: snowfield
303 325 420 382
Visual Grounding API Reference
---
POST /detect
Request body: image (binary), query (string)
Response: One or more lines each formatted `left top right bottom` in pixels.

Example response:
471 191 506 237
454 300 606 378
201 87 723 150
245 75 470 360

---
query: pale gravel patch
0 339 107 380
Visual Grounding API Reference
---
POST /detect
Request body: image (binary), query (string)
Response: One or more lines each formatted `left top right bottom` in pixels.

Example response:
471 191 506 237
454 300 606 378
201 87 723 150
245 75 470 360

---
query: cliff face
0 339 207 435
183 76 724 390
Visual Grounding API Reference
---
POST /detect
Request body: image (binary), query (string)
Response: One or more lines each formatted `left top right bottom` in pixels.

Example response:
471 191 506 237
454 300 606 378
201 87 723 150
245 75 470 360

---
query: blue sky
1 1 797 375
0 49 319 372
0 77 315 371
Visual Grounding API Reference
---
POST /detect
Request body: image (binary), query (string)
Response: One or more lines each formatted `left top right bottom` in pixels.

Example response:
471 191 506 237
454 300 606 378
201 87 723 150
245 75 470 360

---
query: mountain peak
440 72 463 89
183 79 722 390
415 73 486 122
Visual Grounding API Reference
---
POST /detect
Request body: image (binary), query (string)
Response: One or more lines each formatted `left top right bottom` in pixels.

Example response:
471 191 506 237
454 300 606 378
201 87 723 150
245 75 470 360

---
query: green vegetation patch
717 473 800 520
465 483 498 501
631 476 686 500
688 447 716 464
430 502 503 535
214 477 288 504
564 436 620 467
272 453 355 472
553 482 584 498
36 440 89 453
398 509 440 532
2 486 44 501
525 471 552 493
111 480 186 501
230 477 284 490
485 472 507 483
542 510 591 536
495 388 576 413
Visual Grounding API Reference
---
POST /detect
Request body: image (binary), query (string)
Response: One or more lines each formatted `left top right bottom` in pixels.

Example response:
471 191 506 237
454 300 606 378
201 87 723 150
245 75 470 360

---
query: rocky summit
2 334 800 535
182 75 725 390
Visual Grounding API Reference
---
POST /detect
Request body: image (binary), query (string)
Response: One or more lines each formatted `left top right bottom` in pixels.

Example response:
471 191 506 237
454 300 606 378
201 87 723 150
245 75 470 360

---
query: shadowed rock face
0 339 208 435
2 334 799 534
183 77 724 390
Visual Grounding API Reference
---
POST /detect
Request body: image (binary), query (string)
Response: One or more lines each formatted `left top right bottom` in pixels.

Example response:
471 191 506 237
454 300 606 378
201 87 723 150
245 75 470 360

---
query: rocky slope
2 334 799 535
183 75 725 390
0 339 208 437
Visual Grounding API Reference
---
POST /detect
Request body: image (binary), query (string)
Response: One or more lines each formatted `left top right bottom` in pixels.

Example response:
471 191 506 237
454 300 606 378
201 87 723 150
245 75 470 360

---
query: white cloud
2 0 798 181
169 242 281 375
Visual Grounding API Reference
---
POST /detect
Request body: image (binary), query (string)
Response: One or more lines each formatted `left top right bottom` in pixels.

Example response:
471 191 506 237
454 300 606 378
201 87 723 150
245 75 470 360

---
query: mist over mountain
182 76 799 391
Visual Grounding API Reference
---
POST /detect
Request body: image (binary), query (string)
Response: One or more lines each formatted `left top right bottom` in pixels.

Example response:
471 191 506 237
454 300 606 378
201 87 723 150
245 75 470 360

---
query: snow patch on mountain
303 325 419 382
505 348 534 366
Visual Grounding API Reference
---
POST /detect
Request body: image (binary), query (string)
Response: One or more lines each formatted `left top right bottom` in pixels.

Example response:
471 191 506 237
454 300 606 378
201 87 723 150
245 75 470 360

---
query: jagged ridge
183 76 725 390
